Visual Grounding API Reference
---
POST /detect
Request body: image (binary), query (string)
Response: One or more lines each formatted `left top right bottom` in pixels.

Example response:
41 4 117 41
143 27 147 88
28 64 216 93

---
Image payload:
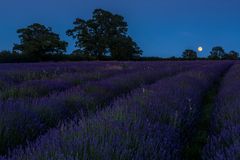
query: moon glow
198 46 203 52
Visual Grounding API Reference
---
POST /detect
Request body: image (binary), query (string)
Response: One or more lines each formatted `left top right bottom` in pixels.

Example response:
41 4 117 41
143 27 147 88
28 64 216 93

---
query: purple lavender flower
0 61 232 160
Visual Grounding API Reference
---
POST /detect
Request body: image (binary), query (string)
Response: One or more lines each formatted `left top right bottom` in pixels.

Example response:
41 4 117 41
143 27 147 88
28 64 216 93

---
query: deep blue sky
0 0 240 57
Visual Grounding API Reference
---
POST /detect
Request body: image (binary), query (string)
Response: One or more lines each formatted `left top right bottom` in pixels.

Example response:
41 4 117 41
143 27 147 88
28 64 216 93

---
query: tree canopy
223 50 239 60
66 9 142 60
182 49 198 60
13 23 68 60
0 9 239 62
208 46 225 59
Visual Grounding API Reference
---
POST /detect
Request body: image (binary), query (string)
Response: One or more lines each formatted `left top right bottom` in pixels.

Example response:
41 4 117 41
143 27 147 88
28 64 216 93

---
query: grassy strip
182 65 232 160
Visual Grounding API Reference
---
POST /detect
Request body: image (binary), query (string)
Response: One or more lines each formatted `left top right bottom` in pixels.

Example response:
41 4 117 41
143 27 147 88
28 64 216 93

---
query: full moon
198 46 203 52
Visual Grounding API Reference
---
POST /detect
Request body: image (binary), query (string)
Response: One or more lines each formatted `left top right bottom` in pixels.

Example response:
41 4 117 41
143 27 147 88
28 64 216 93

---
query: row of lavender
0 62 188 100
0 62 232 160
0 62 138 100
0 61 197 155
202 63 240 160
0 62 137 90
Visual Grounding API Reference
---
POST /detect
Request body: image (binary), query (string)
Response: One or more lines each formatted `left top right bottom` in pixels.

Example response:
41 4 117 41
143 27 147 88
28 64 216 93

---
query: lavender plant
202 64 240 160
0 61 196 155
0 62 231 160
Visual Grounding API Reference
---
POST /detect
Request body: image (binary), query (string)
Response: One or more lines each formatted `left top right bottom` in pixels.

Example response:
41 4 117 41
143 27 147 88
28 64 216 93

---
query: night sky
0 0 240 57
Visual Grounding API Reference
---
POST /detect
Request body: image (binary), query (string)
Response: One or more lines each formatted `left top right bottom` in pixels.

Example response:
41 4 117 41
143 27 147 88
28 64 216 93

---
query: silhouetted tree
0 50 12 57
182 49 197 60
229 50 239 60
110 36 142 60
71 49 85 55
66 9 142 60
0 50 21 62
13 23 68 60
208 46 225 59
69 49 94 60
223 50 239 60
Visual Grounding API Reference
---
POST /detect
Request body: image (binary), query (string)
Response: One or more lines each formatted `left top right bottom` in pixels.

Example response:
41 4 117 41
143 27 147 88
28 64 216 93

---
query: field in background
0 61 239 160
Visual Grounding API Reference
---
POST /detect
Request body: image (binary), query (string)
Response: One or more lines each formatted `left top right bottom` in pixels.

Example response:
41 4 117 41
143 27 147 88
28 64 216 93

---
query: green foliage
67 9 142 60
182 49 198 60
13 23 68 60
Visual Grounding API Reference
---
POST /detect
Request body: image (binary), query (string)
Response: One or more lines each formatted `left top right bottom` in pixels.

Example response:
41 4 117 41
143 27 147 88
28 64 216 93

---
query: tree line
0 8 239 62
182 47 239 60
0 9 142 62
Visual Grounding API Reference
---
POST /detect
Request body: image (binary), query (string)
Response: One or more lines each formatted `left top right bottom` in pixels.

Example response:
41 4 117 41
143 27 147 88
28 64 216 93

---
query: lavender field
0 61 239 160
